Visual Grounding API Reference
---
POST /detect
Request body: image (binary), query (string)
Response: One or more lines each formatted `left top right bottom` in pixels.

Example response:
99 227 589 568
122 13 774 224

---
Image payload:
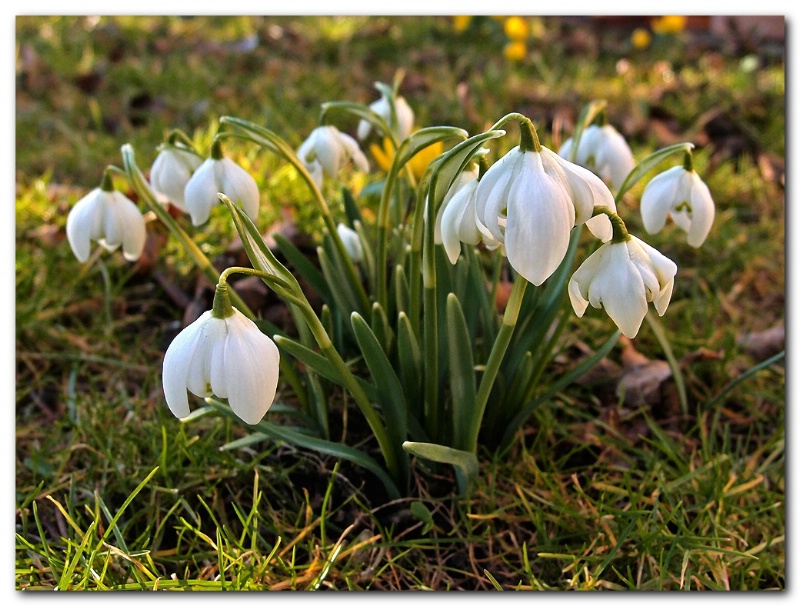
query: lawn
15 15 785 590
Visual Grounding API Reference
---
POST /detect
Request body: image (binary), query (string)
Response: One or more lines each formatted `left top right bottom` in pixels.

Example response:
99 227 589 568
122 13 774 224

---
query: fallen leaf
736 323 785 360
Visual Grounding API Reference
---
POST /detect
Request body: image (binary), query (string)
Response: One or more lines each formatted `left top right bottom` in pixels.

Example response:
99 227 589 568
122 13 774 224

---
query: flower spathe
558 124 635 191
474 145 617 285
357 92 414 142
183 156 260 227
640 165 715 248
298 126 369 189
568 235 677 338
66 186 147 263
150 146 203 213
162 308 280 425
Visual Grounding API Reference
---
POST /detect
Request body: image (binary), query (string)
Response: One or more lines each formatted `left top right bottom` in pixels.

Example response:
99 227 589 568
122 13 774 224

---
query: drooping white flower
640 166 715 247
162 308 280 425
150 146 203 213
558 124 635 191
440 179 482 264
337 223 364 263
433 164 479 246
357 92 414 142
183 155 260 227
474 145 616 285
568 235 677 338
66 186 147 263
297 126 369 189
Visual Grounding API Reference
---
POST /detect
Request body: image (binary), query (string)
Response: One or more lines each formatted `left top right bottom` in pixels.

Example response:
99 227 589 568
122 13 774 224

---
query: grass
15 16 785 590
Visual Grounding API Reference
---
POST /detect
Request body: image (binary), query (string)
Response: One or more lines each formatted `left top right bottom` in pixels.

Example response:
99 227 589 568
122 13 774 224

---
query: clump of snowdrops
66 75 713 499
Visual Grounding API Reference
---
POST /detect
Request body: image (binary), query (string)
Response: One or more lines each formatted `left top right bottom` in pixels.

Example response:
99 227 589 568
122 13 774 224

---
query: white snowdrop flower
568 235 677 338
66 181 146 263
162 306 280 425
640 165 715 248
558 123 635 191
183 144 260 226
150 146 203 213
297 126 369 188
357 91 414 142
337 223 364 263
474 144 616 285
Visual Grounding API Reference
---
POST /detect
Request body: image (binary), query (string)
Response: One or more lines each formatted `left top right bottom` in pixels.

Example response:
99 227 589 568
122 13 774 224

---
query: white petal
186 315 227 397
568 275 589 318
441 181 479 264
108 192 147 262
597 125 635 190
542 147 615 231
357 119 372 141
184 159 218 226
476 147 523 243
505 154 573 285
314 127 343 177
66 188 104 263
394 96 415 141
162 311 210 418
629 236 677 315
101 192 128 251
337 223 364 263
339 131 370 172
590 242 648 338
640 166 683 235
221 311 280 424
686 173 715 247
304 159 324 189
151 148 200 210
218 158 260 221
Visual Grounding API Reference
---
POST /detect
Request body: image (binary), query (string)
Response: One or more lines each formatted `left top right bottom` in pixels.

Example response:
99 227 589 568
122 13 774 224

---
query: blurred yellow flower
631 28 652 49
504 40 527 62
652 15 687 35
504 16 529 41
370 135 444 181
452 16 472 33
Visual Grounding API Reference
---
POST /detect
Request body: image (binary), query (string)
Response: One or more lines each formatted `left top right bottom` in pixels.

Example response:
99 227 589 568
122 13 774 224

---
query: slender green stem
422 283 439 441
488 113 542 153
119 144 257 321
592 205 631 243
468 276 528 454
683 150 695 172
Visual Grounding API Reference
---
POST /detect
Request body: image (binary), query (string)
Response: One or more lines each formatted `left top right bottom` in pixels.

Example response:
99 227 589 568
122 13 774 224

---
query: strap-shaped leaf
402 441 479 496
615 142 696 202
393 126 468 173
393 263 410 316
370 302 394 354
351 313 409 461
219 197 297 296
274 335 379 403
446 293 477 451
342 187 363 227
397 311 422 420
205 398 400 500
